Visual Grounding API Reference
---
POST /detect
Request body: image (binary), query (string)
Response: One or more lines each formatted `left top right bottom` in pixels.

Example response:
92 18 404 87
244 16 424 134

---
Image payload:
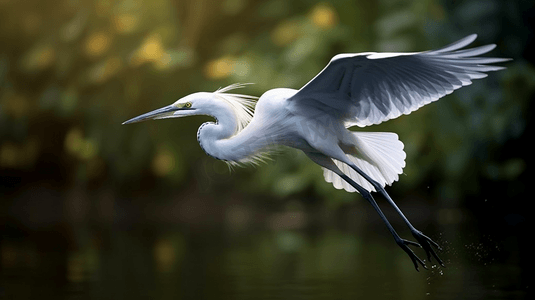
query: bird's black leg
346 164 444 267
303 151 432 270
339 174 427 271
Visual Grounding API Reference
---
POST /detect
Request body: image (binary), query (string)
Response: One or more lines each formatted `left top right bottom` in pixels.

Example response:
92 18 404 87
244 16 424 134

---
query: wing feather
288 34 510 127
430 34 478 53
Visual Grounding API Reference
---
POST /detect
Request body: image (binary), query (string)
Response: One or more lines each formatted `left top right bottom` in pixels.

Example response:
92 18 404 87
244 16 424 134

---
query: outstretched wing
287 34 511 127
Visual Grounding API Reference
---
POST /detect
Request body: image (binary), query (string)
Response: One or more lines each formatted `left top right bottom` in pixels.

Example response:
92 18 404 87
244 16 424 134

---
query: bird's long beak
122 105 194 125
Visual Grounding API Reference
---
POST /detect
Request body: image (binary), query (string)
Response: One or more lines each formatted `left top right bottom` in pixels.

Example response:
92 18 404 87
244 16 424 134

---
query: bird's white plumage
325 132 406 192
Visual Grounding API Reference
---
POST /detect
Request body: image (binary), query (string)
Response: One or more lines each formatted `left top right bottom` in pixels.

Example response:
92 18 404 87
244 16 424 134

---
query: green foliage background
1 0 532 207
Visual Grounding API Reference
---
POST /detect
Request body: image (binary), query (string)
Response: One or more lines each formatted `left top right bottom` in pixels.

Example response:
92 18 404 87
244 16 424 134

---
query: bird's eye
184 102 192 108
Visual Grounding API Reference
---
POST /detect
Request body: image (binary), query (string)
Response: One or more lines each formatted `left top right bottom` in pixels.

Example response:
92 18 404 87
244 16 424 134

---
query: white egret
123 34 510 270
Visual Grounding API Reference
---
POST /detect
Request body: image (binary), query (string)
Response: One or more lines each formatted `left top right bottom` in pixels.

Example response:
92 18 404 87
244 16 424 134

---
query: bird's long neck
197 102 265 163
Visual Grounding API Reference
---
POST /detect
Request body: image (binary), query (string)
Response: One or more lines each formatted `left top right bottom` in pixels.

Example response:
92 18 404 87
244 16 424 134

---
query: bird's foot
411 230 444 268
395 238 426 271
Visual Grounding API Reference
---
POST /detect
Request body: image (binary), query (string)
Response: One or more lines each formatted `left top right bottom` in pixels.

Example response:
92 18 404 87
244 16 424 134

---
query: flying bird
123 34 510 270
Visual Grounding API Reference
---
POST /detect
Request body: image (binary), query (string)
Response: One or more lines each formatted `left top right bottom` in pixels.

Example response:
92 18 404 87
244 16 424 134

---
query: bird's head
123 83 256 128
121 92 216 125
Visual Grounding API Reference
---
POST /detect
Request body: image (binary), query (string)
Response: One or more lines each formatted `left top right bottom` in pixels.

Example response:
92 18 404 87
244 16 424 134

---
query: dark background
1 0 533 299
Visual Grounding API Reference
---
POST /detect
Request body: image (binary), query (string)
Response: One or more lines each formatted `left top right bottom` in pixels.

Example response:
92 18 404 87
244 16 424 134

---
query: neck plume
196 91 269 165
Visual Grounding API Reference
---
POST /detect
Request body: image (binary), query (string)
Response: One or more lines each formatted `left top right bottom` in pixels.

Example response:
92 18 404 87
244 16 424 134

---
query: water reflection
1 205 526 300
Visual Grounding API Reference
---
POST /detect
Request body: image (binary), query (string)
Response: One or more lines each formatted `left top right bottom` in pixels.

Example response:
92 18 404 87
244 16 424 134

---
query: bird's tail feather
323 132 406 193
